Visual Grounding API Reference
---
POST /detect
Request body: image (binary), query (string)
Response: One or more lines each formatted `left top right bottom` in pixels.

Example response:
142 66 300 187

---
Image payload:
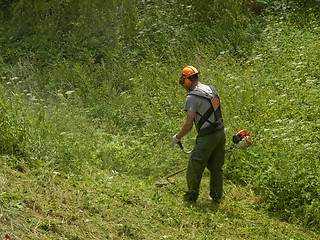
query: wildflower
306 79 316 84
283 138 292 141
65 90 75 95
254 54 262 60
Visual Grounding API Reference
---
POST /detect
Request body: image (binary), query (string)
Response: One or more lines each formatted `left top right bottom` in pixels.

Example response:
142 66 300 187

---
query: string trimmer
155 129 253 187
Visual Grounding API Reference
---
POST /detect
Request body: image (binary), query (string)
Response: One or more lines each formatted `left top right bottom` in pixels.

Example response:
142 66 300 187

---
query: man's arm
176 110 195 139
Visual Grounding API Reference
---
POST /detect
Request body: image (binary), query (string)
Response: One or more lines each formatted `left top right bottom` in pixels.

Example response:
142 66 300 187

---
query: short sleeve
183 95 200 113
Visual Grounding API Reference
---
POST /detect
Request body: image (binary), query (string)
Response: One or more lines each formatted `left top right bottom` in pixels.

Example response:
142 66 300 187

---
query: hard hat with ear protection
179 66 200 88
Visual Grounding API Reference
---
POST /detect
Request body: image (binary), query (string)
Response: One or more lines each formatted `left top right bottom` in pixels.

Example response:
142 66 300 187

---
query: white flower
65 90 75 95
283 138 292 141
306 79 316 84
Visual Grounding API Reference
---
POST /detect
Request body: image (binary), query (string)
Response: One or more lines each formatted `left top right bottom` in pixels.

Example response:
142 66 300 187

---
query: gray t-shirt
183 84 217 130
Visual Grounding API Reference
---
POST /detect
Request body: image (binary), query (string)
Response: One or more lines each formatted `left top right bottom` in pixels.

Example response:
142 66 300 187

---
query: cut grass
1 162 319 239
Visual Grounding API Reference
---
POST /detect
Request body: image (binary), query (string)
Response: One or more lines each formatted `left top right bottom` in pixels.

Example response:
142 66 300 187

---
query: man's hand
172 134 181 144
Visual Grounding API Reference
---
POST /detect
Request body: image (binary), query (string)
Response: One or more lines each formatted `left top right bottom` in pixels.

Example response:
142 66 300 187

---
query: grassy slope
1 1 320 239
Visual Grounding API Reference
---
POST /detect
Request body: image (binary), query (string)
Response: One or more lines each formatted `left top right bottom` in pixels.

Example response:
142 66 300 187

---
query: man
173 66 226 203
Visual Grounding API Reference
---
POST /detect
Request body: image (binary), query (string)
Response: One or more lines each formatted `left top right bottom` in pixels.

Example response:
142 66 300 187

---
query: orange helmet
179 66 200 88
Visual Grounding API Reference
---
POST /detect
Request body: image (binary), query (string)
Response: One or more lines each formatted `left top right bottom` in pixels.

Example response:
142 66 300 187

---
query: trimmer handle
178 141 192 154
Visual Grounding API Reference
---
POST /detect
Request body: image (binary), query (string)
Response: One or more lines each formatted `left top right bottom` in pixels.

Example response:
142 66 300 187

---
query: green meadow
0 0 319 239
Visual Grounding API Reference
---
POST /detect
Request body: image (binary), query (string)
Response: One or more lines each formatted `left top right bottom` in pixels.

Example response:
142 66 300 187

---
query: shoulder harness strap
188 85 223 132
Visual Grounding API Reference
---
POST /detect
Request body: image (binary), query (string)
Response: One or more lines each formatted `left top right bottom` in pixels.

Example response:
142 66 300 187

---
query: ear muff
184 78 192 88
179 73 193 88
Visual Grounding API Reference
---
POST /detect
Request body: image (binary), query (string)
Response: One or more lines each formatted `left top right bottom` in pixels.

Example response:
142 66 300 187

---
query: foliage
0 0 320 238
0 0 136 66
221 7 320 228
0 84 29 157
0 81 102 173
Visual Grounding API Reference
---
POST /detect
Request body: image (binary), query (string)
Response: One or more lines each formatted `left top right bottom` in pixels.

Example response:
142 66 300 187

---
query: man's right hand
172 134 181 144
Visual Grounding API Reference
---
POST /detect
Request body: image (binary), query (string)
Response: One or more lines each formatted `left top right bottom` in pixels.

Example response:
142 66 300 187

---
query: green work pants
185 128 225 202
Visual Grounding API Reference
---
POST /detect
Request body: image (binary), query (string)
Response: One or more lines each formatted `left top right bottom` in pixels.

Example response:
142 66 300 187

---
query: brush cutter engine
232 129 252 149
